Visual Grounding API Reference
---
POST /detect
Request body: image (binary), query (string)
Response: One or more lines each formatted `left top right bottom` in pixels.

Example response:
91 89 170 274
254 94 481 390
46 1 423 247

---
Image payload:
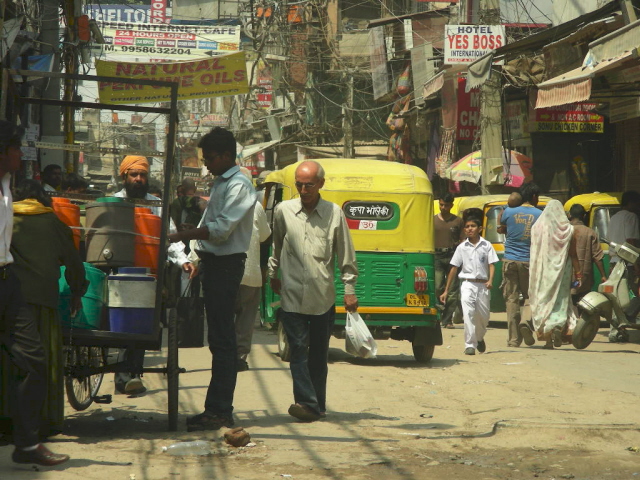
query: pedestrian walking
440 213 498 355
433 193 463 329
168 127 256 431
525 200 582 349
500 182 542 347
568 204 606 304
608 190 640 291
234 168 271 372
268 160 359 422
0 120 69 466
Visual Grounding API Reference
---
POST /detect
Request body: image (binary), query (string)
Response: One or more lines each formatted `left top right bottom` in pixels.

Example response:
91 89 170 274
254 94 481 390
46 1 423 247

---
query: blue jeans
199 252 245 417
281 306 335 415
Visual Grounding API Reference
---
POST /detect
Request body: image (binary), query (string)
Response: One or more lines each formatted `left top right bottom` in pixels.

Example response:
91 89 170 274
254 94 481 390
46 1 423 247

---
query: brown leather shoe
288 403 321 422
12 444 70 466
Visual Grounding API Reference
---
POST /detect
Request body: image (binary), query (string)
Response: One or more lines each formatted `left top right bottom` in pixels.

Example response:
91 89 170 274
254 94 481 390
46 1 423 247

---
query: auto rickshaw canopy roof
264 158 432 195
564 192 621 212
264 158 434 253
457 194 554 213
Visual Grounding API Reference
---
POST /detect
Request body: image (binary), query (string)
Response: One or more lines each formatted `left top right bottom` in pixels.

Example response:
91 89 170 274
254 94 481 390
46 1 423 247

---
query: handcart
11 69 184 430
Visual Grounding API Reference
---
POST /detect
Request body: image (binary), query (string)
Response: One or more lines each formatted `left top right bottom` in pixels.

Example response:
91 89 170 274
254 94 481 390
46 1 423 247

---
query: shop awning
240 140 280 161
490 0 620 62
536 50 635 108
367 9 450 29
423 71 445 99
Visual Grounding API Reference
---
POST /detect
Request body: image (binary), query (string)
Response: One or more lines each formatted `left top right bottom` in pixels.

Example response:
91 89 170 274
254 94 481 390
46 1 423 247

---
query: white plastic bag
345 312 377 359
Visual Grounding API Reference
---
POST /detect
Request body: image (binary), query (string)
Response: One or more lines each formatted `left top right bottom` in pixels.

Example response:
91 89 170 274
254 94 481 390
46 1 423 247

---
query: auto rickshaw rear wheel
412 343 435 363
572 311 600 349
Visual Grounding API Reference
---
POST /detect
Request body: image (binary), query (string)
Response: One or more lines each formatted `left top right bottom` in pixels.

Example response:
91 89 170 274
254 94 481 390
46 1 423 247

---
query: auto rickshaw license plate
405 294 429 306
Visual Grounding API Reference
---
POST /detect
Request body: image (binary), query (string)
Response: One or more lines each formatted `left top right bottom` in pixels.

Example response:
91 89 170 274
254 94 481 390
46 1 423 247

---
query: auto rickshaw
456 194 553 312
564 192 621 285
262 159 442 363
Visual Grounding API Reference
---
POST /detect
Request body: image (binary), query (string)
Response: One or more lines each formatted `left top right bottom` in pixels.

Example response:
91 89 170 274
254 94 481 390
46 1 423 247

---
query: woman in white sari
524 200 582 349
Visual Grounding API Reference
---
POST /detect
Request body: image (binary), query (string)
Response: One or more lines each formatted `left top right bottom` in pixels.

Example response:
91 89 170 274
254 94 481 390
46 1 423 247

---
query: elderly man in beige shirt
268 160 358 422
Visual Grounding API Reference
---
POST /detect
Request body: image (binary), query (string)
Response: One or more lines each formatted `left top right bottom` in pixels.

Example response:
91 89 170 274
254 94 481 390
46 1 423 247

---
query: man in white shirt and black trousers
169 127 256 431
268 161 359 422
0 120 69 466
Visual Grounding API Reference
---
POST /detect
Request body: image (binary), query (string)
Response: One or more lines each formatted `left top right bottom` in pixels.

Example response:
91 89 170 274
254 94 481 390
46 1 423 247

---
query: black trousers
0 267 47 448
199 252 245 417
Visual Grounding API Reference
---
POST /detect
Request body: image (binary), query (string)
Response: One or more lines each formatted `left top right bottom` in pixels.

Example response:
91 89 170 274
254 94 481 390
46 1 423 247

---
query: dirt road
1 322 639 479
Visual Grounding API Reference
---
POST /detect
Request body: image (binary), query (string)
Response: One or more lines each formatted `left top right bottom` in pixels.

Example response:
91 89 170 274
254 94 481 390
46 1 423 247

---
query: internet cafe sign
445 25 505 64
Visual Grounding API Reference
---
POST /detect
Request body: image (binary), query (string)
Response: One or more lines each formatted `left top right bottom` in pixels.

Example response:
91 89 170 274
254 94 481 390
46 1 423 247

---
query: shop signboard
457 77 479 141
370 27 389 99
532 103 604 134
90 21 240 59
257 60 273 109
444 25 505 64
95 52 249 104
150 0 167 24
86 5 153 23
182 167 202 180
505 100 530 140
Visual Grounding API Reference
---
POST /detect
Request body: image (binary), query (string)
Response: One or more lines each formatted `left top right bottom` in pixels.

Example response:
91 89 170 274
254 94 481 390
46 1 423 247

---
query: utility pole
343 71 354 158
479 0 502 194
40 0 62 167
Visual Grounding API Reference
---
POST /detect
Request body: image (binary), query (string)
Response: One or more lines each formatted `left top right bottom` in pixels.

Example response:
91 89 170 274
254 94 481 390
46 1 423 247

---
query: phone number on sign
120 46 192 55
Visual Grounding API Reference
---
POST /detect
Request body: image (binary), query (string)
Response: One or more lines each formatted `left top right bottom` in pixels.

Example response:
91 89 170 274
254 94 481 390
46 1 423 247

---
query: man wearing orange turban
118 155 149 177
114 155 197 396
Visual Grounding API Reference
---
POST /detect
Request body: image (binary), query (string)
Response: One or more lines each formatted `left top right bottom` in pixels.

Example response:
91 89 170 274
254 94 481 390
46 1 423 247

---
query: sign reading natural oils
95 52 249 104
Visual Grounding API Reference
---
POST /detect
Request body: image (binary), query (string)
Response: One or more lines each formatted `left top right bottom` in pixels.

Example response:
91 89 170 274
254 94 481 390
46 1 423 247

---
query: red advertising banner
150 0 167 24
532 103 604 134
457 77 480 141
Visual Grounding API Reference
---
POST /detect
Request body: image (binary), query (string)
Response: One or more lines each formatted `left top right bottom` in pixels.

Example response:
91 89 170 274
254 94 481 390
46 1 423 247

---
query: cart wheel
572 312 600 349
277 320 291 362
412 343 435 363
65 346 107 411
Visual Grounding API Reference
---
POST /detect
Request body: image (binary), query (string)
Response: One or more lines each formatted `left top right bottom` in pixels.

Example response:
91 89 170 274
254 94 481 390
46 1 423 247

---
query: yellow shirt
268 197 358 315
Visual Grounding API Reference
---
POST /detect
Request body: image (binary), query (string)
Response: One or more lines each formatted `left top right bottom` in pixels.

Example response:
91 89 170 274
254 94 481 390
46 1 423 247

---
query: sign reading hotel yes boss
445 25 505 64
95 52 249 104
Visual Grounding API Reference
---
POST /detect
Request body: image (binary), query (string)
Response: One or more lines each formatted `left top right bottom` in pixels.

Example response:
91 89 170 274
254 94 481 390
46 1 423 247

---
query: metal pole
343 72 355 158
161 83 180 432
479 0 502 194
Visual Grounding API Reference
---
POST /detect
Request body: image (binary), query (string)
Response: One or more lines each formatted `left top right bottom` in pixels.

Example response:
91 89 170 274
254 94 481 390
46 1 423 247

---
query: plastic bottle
162 440 212 456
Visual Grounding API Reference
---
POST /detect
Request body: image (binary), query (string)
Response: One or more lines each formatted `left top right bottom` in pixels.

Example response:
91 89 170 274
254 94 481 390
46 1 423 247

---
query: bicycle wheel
65 346 107 411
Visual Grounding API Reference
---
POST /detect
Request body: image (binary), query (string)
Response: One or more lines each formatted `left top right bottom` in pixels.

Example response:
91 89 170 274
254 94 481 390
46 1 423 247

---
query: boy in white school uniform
440 212 499 355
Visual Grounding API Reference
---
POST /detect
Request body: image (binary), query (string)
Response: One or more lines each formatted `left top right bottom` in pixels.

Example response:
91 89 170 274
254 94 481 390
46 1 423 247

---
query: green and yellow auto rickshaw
456 194 553 312
262 159 441 362
564 192 622 285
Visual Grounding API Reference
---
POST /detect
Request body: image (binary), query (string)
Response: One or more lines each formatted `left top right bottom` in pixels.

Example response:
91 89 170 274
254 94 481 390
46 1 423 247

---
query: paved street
1 320 639 479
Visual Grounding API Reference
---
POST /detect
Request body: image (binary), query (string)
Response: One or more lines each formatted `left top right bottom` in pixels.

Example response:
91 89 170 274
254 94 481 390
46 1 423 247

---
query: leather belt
464 278 488 283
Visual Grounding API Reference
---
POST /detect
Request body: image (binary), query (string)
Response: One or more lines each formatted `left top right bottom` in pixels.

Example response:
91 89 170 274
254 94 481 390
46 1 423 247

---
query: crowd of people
436 185 640 353
1 115 639 467
0 124 359 464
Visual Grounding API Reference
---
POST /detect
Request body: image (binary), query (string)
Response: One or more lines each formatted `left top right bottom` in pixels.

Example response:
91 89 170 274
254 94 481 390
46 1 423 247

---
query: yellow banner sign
95 52 249 104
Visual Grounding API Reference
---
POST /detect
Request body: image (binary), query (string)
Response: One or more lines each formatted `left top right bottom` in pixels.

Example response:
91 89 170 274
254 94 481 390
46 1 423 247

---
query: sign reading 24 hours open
445 25 505 64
